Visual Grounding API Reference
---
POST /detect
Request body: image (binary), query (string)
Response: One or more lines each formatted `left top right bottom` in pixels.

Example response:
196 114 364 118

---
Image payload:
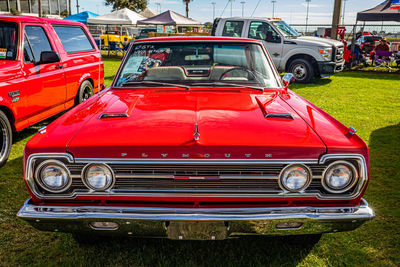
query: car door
247 21 283 69
22 23 67 125
51 24 100 107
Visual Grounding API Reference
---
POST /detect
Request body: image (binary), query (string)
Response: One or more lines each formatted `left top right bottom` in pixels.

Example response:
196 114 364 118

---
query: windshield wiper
120 81 190 90
191 82 264 91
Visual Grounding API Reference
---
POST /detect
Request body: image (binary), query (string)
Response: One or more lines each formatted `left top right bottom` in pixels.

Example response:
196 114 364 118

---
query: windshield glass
115 42 279 88
0 22 18 60
271 21 300 37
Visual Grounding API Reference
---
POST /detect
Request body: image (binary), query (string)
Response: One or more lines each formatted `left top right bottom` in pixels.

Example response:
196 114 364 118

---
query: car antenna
98 37 101 97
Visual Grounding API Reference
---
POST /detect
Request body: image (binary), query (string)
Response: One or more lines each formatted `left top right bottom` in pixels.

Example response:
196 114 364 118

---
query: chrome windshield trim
112 39 284 89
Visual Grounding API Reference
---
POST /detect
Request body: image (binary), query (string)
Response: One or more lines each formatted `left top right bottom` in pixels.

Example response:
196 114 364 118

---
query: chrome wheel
76 80 94 105
0 110 12 167
0 119 9 163
82 85 93 101
292 63 307 80
288 58 314 84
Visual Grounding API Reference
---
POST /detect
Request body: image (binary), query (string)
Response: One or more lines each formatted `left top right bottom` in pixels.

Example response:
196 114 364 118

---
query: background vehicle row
0 15 104 167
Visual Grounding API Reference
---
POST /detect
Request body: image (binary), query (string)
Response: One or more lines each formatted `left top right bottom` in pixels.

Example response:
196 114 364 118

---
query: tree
204 22 212 29
105 0 147 12
182 0 192 17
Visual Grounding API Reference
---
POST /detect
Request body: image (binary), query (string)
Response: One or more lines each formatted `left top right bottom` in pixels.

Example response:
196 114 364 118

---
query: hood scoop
98 94 139 119
255 95 294 120
99 113 129 119
265 113 294 120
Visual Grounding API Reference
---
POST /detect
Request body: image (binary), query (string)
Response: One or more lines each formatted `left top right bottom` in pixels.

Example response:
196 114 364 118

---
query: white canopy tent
139 8 158 18
137 10 201 26
87 8 146 25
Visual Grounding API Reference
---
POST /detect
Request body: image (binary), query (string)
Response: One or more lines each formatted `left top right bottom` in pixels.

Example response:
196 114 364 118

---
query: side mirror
282 73 295 89
38 51 60 65
266 32 281 43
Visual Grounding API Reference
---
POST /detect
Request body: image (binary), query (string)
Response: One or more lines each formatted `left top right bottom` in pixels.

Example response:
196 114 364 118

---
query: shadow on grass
291 78 332 90
338 71 400 80
368 123 400 217
68 234 321 266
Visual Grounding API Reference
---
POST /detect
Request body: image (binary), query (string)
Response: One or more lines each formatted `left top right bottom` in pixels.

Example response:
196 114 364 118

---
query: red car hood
64 88 326 159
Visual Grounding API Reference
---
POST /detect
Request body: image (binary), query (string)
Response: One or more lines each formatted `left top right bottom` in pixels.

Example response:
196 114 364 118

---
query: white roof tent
87 8 145 25
137 10 201 26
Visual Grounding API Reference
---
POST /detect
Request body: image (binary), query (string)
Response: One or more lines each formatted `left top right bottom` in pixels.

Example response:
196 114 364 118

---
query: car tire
76 80 94 105
288 59 314 84
0 110 12 168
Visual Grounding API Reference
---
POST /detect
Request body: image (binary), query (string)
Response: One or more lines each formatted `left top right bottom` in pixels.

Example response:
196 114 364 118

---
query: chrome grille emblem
193 123 200 141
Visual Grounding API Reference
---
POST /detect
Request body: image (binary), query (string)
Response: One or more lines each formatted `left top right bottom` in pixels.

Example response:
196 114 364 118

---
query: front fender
0 99 20 130
281 48 324 69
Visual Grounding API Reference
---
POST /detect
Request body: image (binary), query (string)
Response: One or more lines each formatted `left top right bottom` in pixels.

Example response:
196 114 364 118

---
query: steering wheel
218 67 258 81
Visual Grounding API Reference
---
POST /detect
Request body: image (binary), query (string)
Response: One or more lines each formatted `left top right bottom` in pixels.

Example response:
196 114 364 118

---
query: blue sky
77 0 389 24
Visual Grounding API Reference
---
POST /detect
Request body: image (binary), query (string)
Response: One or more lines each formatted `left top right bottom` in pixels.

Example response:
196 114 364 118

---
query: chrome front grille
65 163 326 194
335 46 344 62
26 154 367 200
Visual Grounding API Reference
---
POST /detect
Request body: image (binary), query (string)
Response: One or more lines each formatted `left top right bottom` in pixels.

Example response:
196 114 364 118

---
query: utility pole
230 0 234 17
271 0 276 18
341 0 348 25
331 0 342 39
76 0 79 13
240 1 245 17
305 0 311 34
38 0 42 16
211 2 216 21
156 2 161 13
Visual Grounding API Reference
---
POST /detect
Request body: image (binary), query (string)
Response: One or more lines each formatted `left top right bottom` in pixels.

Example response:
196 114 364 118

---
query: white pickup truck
212 18 345 83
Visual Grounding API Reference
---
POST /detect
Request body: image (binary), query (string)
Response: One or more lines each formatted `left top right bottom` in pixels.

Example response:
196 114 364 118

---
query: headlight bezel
278 164 312 193
318 47 333 61
81 163 115 191
322 160 359 194
34 159 72 193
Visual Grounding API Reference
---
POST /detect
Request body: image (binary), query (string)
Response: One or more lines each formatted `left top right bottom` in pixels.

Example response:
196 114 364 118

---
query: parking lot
0 58 398 266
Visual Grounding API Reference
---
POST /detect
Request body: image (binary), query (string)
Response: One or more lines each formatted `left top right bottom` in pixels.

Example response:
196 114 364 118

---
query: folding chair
374 50 394 71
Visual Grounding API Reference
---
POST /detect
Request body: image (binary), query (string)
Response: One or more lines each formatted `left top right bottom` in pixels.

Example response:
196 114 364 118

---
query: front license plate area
167 221 228 240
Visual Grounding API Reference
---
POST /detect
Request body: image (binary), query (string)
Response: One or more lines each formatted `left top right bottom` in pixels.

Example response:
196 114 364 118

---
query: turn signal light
89 222 119 230
276 222 303 230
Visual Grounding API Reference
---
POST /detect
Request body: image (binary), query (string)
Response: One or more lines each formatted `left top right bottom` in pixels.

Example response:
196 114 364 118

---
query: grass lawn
0 58 399 266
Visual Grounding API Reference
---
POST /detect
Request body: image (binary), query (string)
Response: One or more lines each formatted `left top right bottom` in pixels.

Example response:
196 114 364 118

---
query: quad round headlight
35 160 72 193
279 164 312 192
82 164 114 191
322 161 358 193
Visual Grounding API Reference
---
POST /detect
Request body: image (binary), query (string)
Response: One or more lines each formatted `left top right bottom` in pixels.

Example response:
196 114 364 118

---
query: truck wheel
0 110 12 167
288 59 314 84
76 80 94 105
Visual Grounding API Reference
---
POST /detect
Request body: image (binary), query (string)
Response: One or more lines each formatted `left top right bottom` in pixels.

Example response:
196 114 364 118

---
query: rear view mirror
282 73 295 89
184 54 210 61
38 51 60 65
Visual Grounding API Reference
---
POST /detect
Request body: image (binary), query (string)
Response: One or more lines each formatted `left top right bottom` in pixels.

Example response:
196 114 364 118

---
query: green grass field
0 58 399 266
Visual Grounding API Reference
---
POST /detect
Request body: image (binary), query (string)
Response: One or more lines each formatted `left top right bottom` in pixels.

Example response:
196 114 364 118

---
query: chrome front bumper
17 198 375 240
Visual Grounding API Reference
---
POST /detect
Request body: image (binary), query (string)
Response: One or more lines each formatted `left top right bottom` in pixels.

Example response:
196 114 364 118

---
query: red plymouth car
0 15 103 166
18 36 374 241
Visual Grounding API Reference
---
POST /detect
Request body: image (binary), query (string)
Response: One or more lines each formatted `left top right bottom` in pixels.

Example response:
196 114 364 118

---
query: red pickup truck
0 15 104 167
